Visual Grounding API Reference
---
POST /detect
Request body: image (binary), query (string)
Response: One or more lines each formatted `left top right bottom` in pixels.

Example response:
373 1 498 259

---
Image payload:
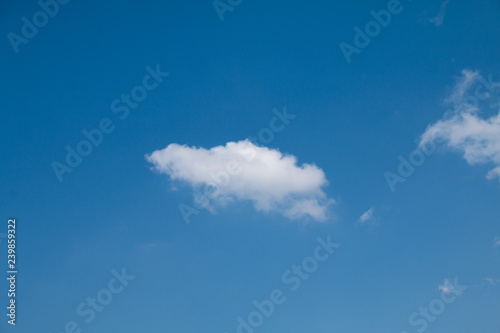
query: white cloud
358 207 377 225
146 140 334 221
484 277 500 285
487 167 500 180
426 0 451 27
444 69 480 106
439 278 465 295
494 236 500 247
438 280 453 294
419 70 500 182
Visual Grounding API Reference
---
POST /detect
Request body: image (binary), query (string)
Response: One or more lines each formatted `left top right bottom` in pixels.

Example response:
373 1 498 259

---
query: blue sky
1 0 500 332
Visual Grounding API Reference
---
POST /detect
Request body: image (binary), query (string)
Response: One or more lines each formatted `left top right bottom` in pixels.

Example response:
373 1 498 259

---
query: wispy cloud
484 277 500 285
146 140 334 221
420 111 500 181
358 206 378 225
494 236 500 248
419 70 500 182
443 69 480 106
426 0 451 27
439 277 466 295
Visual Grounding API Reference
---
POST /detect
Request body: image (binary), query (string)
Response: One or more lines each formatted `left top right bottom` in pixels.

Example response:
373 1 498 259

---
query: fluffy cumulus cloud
146 140 334 221
419 70 500 182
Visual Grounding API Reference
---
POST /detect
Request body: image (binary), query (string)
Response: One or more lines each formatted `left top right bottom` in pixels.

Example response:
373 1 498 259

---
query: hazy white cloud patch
357 206 379 226
419 70 500 182
439 278 466 295
484 277 500 286
444 69 481 106
494 236 500 248
425 0 451 27
146 139 334 221
487 167 500 181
